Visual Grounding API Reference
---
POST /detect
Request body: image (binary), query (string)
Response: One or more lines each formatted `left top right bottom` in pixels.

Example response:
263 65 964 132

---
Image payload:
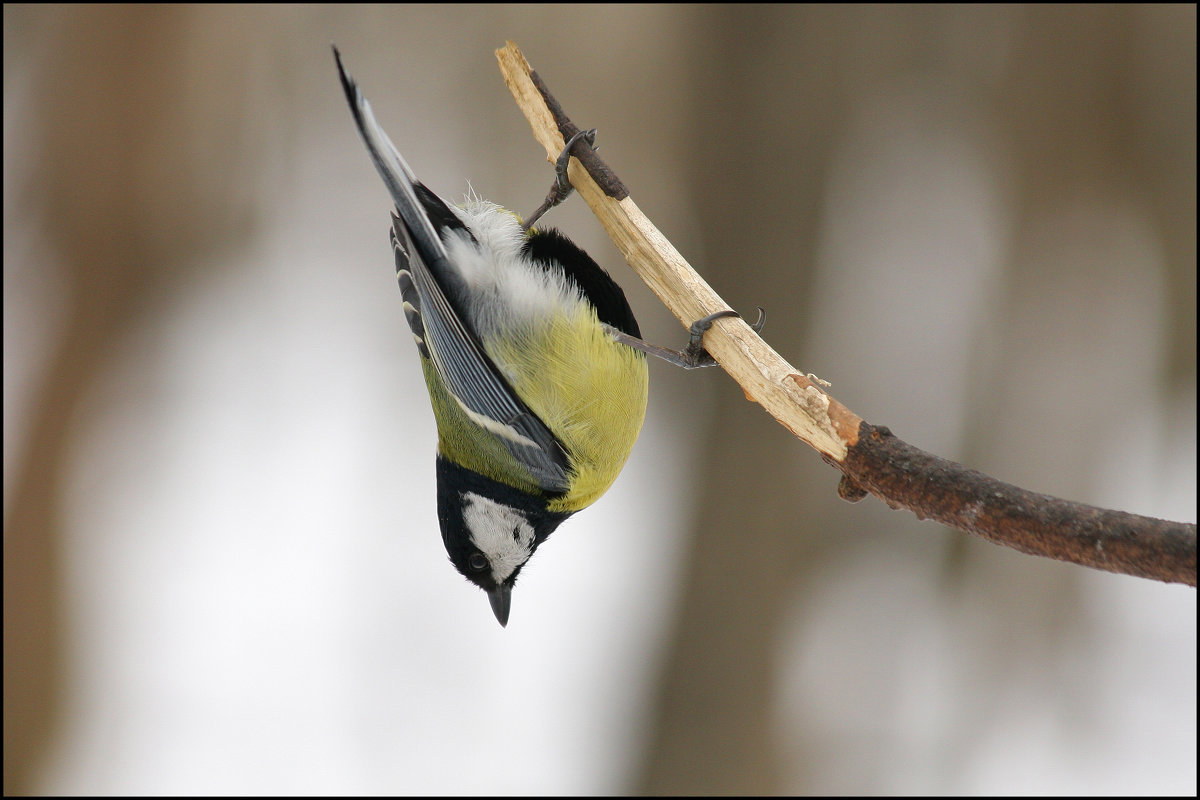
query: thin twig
494 42 1197 587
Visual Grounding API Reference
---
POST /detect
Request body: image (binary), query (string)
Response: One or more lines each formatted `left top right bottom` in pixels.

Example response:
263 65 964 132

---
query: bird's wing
334 47 570 493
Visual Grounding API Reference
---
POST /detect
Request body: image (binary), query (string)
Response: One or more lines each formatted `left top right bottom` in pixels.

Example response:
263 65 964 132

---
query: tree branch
494 41 1196 587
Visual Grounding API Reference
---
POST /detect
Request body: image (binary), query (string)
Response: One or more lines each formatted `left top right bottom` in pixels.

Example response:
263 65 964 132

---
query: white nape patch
443 199 587 338
461 491 536 585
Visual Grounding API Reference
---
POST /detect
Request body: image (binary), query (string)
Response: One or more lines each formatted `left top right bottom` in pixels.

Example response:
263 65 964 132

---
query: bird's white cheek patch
461 492 536 584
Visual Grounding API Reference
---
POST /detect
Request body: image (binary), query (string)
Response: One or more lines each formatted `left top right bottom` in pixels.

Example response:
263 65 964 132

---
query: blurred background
4 4 1195 795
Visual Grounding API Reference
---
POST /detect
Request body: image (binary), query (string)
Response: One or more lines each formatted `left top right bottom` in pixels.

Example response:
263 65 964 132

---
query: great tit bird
334 48 650 627
333 48 758 626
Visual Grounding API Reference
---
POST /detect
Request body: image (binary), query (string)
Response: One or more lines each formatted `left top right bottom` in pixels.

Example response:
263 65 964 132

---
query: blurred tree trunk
633 6 845 794
3 7 259 792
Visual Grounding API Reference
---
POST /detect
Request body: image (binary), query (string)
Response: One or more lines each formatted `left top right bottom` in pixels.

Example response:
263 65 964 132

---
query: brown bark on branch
494 42 1197 587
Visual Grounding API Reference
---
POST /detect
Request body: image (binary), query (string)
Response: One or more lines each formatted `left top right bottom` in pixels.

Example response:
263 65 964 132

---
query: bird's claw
523 128 598 231
603 306 764 370
676 307 768 369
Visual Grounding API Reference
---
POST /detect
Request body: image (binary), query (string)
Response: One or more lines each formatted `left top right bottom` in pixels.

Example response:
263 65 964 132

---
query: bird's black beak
488 584 512 627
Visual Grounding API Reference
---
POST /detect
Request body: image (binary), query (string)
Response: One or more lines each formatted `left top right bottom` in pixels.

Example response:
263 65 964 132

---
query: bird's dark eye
467 553 489 572
512 526 521 541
